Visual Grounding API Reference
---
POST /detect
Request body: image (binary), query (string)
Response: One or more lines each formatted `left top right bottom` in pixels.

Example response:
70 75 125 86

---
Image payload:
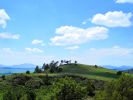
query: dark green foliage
117 71 122 75
95 75 133 100
1 75 5 80
57 67 63 72
44 64 49 70
34 66 42 73
86 81 95 96
43 74 51 85
26 89 36 100
10 75 32 85
26 70 30 74
75 60 77 65
2 90 16 100
94 65 98 68
55 77 87 100
25 78 43 89
2 86 27 100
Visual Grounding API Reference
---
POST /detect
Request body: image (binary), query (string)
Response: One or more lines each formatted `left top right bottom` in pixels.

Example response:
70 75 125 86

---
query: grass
60 64 120 81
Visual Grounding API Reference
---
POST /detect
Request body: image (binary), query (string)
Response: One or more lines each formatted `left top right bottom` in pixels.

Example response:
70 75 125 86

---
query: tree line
34 60 77 73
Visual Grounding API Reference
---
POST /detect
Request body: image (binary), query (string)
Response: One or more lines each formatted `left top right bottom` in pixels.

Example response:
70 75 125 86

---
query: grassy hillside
0 64 133 100
60 64 119 81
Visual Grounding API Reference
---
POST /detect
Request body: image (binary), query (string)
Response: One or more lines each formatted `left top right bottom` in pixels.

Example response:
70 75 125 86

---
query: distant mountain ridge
0 63 36 75
102 65 133 71
0 63 36 68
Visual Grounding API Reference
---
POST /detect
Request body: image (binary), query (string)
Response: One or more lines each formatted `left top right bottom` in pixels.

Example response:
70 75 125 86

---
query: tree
42 63 45 72
60 60 64 65
34 66 42 73
74 61 77 65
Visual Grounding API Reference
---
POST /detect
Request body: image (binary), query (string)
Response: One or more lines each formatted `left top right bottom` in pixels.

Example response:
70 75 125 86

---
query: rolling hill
59 64 119 81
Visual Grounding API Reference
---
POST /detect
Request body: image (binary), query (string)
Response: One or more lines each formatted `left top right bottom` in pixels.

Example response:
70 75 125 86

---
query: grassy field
60 64 120 81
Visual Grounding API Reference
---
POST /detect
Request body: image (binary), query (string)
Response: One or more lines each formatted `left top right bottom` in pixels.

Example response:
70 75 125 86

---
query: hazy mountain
0 63 36 75
102 65 133 71
0 63 36 68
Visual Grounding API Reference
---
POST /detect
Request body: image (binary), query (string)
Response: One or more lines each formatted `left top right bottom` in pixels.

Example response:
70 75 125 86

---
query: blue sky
0 0 133 66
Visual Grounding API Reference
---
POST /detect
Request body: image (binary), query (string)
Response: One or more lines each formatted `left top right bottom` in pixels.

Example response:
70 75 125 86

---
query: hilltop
59 64 119 81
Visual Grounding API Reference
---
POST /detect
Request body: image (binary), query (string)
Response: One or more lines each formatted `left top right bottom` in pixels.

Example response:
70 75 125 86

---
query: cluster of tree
95 75 133 100
1 74 95 100
34 60 78 73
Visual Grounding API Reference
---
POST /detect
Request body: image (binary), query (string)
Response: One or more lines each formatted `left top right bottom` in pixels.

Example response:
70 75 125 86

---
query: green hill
59 64 119 81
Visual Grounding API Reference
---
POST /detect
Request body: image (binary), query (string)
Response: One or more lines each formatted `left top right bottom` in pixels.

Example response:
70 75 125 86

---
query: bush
2 86 27 100
95 75 133 100
26 70 30 74
25 78 43 89
11 75 32 85
1 75 5 80
117 71 122 75
57 67 63 72
55 77 87 100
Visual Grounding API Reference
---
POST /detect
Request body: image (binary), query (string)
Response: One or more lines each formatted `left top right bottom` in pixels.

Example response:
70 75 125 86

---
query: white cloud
32 39 45 46
0 9 10 28
50 26 108 46
25 48 43 53
116 0 133 3
65 45 79 50
0 33 20 39
91 11 132 27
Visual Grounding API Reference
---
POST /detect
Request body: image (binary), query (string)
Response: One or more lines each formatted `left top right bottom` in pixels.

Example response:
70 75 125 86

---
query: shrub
1 75 5 80
55 77 87 100
11 75 32 85
26 70 30 74
95 75 133 100
57 67 63 72
25 78 43 89
117 71 122 75
94 65 98 68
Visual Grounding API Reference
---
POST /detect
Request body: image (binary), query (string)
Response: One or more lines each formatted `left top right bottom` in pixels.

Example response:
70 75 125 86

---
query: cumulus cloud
32 39 45 46
50 26 108 46
0 33 20 39
91 11 132 27
116 0 133 3
65 45 79 50
0 9 10 28
25 48 43 53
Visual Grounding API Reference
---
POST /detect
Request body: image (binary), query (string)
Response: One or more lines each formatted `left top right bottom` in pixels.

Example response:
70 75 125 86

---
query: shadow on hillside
87 72 119 79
